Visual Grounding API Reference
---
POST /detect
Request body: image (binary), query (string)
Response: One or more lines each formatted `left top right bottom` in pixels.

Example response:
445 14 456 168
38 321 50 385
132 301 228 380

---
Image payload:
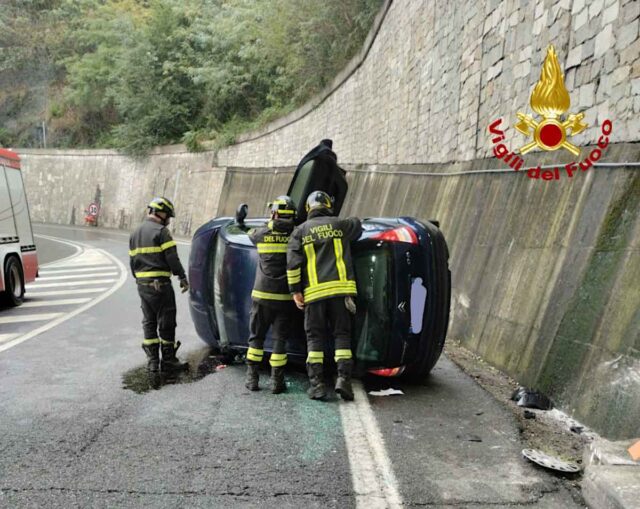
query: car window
352 247 393 363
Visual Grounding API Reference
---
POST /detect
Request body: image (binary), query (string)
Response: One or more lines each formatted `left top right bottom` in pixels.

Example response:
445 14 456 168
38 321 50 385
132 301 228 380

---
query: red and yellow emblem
515 45 588 156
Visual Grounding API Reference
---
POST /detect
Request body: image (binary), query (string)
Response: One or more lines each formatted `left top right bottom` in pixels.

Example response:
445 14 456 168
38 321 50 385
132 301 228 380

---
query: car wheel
220 347 240 365
2 257 25 307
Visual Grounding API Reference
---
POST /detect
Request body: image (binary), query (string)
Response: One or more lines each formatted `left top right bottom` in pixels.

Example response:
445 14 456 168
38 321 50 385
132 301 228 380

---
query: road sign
88 203 99 217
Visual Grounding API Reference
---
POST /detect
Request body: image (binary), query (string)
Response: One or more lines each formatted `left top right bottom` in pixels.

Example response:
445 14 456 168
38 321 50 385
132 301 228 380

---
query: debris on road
524 410 536 419
628 440 640 461
511 386 554 410
569 425 584 434
458 434 483 442
368 388 404 397
522 449 581 474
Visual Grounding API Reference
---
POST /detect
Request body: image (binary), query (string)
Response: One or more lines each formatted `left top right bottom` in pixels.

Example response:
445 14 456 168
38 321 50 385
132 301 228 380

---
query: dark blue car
188 144 451 379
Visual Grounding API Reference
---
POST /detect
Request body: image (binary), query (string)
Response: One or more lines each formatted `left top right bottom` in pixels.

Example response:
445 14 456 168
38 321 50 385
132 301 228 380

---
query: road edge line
340 381 403 508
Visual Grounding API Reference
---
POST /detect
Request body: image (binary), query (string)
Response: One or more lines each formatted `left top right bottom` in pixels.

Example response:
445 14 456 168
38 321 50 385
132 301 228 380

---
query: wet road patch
122 347 225 394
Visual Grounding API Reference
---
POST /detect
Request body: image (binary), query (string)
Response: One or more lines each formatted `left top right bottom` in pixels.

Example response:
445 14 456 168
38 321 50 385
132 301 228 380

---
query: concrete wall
20 146 225 236
19 0 640 439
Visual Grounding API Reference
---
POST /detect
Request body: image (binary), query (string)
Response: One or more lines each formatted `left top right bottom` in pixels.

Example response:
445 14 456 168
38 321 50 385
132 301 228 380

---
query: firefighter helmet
269 195 296 218
305 191 333 212
148 197 175 217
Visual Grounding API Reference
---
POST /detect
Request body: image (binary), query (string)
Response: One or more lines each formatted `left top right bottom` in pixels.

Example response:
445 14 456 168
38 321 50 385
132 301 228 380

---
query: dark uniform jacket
287 209 362 304
248 218 295 303
129 217 186 282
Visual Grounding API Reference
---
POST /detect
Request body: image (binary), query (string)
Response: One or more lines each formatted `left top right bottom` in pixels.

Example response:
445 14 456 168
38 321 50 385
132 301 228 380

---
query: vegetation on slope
0 0 382 153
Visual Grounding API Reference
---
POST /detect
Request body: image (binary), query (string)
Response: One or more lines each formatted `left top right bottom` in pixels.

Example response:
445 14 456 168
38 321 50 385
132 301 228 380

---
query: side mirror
235 203 248 226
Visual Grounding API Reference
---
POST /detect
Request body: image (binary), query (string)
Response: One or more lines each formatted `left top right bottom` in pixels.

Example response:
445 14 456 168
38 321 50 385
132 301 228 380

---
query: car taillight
372 227 418 244
368 366 405 377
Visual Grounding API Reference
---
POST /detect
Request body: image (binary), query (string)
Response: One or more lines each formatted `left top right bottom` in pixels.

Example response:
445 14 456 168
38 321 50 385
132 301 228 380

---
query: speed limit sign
88 203 99 216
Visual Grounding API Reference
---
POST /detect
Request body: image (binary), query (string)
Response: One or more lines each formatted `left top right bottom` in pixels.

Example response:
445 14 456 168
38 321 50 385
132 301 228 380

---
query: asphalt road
0 224 584 508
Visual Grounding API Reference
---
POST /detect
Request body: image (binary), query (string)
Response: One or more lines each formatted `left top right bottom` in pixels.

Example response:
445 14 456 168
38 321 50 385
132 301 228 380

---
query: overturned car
188 142 451 379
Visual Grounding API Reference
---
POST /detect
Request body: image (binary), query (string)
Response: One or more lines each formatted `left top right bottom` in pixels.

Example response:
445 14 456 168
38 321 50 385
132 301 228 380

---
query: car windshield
352 246 393 363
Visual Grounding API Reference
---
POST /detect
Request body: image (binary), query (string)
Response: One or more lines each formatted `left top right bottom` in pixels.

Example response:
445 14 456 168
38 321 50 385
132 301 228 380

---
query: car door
287 141 348 222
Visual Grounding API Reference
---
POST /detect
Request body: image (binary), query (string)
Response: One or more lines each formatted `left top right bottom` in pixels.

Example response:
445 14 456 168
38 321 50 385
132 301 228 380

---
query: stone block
572 0 586 15
632 77 640 95
567 44 584 68
589 0 605 18
604 48 620 73
619 38 640 64
634 96 640 112
602 1 620 25
579 83 596 107
573 8 589 30
620 0 639 23
615 19 639 51
611 65 631 86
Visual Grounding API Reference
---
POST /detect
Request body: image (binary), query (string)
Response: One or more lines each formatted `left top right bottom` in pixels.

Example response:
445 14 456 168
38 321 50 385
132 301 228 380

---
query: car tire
2 256 25 307
220 347 240 365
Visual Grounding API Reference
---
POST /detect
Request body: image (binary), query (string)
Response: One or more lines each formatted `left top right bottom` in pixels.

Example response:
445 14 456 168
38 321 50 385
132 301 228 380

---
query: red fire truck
0 149 38 306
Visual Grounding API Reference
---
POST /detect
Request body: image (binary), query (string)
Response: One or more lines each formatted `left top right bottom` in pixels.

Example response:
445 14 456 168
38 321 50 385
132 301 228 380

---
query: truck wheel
2 257 25 307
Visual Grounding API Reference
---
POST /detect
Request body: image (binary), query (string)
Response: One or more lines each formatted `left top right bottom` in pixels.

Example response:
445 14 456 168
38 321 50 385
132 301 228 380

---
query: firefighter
244 196 298 393
129 197 190 373
287 191 362 401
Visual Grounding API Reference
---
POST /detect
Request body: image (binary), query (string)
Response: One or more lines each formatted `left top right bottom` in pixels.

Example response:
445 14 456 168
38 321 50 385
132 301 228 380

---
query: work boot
306 363 326 400
160 341 189 372
335 359 354 401
270 367 286 394
245 362 260 391
142 344 160 373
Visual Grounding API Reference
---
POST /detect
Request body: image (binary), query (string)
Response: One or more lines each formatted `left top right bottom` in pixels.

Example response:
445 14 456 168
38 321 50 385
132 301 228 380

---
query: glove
179 277 189 293
345 296 356 315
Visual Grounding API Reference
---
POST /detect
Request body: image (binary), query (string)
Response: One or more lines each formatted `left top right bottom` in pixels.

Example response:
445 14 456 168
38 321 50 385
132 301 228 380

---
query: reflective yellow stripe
142 338 160 345
257 243 288 254
135 271 171 278
129 246 163 256
305 287 358 303
307 351 324 364
149 202 163 210
160 240 176 250
334 239 348 281
287 268 302 285
305 280 357 296
334 349 353 361
159 198 174 211
304 244 318 286
251 290 293 301
160 339 175 345
277 210 295 215
269 353 288 367
247 347 264 362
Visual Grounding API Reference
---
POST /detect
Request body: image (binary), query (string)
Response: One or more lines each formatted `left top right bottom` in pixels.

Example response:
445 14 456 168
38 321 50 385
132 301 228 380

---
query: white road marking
340 381 403 509
35 223 191 245
21 298 92 308
38 266 115 275
0 313 64 324
26 279 116 288
25 288 109 297
0 238 127 354
35 272 117 281
0 334 18 344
